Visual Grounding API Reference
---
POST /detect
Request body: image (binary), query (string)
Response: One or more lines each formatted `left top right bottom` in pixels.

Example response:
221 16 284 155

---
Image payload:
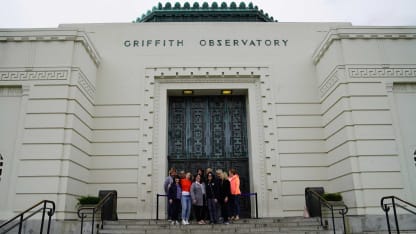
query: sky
1 0 416 28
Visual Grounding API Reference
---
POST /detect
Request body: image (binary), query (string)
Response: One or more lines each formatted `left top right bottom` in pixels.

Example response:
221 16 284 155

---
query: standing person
205 172 219 224
205 167 213 175
215 169 223 222
203 167 213 221
164 168 176 221
197 168 205 183
178 170 185 179
191 174 206 224
218 171 231 224
229 168 241 221
168 176 181 225
180 172 192 225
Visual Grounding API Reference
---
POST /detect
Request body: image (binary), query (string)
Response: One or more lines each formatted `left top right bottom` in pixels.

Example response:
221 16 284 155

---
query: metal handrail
0 200 55 234
241 192 258 219
306 189 348 234
381 195 416 234
156 192 258 220
77 191 116 234
156 194 168 220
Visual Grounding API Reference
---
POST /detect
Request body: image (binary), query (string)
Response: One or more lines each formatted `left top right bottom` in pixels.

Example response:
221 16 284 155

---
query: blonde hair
222 171 228 179
185 172 191 179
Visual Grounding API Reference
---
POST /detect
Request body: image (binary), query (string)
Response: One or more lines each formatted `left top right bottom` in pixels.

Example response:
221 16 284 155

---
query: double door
167 95 251 217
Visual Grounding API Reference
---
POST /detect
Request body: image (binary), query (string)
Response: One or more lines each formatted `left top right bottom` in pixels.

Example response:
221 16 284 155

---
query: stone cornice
0 29 101 66
312 27 416 64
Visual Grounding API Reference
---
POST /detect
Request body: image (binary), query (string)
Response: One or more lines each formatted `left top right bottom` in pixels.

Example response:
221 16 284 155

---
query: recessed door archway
167 94 251 217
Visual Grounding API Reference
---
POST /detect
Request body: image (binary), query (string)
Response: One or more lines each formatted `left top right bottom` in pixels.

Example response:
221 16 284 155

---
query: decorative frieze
77 72 96 99
319 66 345 98
349 67 416 78
320 73 339 97
0 70 68 81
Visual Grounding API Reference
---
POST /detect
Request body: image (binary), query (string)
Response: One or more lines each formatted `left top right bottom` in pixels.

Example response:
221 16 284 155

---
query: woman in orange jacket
228 168 241 220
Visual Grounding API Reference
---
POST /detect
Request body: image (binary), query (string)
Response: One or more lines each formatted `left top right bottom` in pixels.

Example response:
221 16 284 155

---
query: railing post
340 208 348 234
381 197 392 234
156 194 160 220
391 198 400 234
255 192 258 219
80 215 84 234
47 208 53 234
18 214 23 234
40 201 46 233
318 195 323 227
331 207 335 234
91 210 95 234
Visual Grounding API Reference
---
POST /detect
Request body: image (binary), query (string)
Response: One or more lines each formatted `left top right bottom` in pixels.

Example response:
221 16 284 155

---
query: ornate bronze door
168 95 251 217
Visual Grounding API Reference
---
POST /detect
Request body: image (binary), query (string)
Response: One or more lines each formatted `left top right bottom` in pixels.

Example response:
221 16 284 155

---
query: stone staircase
98 217 340 234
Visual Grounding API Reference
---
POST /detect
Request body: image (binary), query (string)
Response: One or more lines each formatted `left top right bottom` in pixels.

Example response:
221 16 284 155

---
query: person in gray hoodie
191 173 206 224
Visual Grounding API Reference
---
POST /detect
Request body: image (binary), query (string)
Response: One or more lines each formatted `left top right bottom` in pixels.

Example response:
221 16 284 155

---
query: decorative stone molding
393 83 416 93
146 66 275 216
150 66 265 79
313 27 416 64
349 67 416 78
0 70 68 81
77 72 96 99
319 66 345 98
0 29 101 66
320 73 339 97
157 77 258 83
385 82 394 93
0 86 22 96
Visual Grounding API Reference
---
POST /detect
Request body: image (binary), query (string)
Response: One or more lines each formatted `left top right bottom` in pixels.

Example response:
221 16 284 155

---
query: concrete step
98 217 340 234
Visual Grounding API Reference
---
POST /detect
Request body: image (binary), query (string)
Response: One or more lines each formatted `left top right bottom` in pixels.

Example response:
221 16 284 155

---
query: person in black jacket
218 171 231 224
168 176 182 225
206 172 220 224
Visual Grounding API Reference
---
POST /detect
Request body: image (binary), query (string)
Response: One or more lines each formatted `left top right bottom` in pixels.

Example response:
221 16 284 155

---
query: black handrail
156 194 168 220
241 192 258 219
77 191 116 234
306 189 348 234
156 192 259 220
0 200 55 234
381 195 416 234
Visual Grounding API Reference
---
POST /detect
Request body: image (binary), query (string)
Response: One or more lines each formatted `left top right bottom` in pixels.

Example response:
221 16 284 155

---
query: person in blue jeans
181 172 192 224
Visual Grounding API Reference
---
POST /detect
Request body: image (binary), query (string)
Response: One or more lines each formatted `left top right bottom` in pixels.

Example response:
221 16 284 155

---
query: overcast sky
1 0 416 28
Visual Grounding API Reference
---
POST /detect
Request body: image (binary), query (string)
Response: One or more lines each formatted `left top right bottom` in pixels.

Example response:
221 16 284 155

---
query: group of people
163 167 241 225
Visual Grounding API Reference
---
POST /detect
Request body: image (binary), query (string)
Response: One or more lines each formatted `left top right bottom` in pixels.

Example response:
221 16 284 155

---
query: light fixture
221 90 232 95
183 90 193 95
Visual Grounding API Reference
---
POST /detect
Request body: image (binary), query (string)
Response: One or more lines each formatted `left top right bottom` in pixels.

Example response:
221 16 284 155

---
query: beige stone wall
314 27 416 215
0 30 99 219
1 24 415 220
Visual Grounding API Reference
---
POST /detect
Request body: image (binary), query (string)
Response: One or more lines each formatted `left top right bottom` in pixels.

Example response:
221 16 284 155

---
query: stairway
98 217 339 234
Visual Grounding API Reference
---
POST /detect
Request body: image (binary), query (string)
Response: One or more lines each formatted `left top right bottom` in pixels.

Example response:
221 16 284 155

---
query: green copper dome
135 2 276 22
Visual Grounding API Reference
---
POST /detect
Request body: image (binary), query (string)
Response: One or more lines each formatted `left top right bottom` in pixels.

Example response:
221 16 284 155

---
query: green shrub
322 193 343 201
77 196 100 205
